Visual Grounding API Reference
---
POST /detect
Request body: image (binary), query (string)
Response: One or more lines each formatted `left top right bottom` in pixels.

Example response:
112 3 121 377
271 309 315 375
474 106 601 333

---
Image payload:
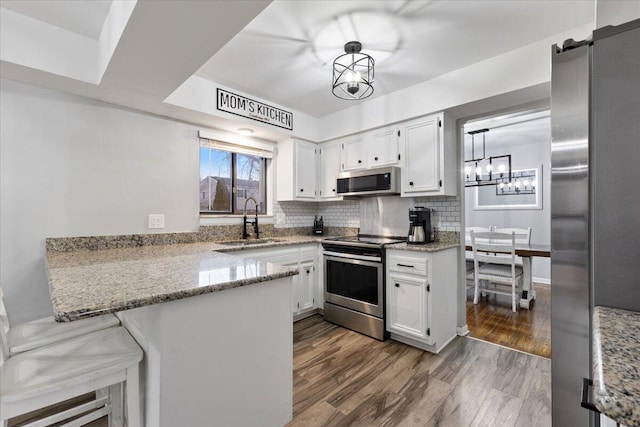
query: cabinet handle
398 264 414 268
358 159 362 164
300 188 304 192
395 283 400 287
581 378 601 413
374 157 379 161
409 181 414 186
332 189 336 192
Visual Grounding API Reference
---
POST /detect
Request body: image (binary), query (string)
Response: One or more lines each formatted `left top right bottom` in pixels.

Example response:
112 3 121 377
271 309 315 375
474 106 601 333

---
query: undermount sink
219 239 283 247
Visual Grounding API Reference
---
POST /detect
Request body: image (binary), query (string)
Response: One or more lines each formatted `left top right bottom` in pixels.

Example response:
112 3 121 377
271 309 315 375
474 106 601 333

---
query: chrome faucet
242 197 259 239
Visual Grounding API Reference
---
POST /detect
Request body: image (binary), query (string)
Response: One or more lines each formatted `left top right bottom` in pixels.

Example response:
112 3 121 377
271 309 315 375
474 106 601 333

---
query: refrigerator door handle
580 378 601 413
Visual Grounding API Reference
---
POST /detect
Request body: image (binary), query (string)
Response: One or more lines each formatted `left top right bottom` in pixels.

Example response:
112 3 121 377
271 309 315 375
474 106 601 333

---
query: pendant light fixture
332 41 374 100
464 128 512 187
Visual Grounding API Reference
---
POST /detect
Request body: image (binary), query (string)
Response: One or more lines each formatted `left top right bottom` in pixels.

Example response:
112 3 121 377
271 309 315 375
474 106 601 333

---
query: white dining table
466 242 551 309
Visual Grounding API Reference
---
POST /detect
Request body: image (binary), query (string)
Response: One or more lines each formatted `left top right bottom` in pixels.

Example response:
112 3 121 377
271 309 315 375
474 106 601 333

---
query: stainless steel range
322 235 405 340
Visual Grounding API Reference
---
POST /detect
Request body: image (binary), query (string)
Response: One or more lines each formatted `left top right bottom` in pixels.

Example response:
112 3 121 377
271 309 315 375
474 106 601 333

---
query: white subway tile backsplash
274 195 460 233
274 200 360 229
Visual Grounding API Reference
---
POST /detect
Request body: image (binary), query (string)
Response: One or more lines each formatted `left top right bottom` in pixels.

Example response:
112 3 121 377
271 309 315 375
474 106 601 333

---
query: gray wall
1 79 201 323
464 116 551 282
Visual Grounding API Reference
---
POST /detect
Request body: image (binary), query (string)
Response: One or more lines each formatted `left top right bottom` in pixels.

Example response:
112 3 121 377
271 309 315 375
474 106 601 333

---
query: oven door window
326 259 379 305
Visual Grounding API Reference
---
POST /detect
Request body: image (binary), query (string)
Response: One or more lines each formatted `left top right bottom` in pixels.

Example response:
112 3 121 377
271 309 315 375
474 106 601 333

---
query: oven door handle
322 251 382 263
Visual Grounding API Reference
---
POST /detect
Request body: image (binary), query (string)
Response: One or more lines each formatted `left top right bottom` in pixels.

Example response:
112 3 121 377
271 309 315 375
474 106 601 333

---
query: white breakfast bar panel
116 277 292 427
45 243 298 427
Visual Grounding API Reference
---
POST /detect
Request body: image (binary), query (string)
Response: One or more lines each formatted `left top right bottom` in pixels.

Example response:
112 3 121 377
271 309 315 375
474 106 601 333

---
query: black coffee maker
407 207 433 244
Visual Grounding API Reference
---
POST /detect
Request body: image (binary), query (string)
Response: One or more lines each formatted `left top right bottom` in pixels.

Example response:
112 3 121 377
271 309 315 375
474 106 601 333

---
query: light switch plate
148 214 165 229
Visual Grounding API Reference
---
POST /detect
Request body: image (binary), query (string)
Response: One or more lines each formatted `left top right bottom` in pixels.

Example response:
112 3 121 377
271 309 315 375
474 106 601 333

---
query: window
200 146 267 214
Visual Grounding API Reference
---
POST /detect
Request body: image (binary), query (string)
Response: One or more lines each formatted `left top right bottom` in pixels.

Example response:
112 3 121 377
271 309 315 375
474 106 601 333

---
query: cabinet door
319 143 341 199
342 136 368 171
403 116 441 193
291 268 300 315
369 127 400 167
388 273 428 340
296 142 317 199
299 262 315 312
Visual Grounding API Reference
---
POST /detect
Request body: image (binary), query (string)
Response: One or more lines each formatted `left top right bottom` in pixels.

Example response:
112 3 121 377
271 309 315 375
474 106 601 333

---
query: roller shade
198 130 274 159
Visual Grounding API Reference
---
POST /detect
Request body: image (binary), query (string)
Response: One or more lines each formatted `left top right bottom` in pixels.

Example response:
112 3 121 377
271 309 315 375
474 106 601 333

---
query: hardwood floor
466 283 551 359
288 315 551 427
11 314 551 427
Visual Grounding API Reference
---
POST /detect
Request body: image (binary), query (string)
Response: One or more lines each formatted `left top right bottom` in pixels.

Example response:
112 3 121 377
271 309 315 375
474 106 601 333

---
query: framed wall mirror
474 166 542 210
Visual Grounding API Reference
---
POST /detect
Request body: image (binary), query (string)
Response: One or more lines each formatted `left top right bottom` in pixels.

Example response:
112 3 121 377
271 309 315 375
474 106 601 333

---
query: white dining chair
465 227 493 288
492 227 532 264
471 230 523 312
0 288 120 357
0 324 143 427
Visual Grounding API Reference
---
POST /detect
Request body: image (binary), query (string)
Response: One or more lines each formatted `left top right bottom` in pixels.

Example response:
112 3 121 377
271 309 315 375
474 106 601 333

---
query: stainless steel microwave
336 166 401 197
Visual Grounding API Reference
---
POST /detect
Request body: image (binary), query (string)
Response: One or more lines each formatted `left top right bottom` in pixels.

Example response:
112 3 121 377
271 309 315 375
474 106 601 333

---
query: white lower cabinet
386 248 457 353
230 244 320 321
388 273 430 342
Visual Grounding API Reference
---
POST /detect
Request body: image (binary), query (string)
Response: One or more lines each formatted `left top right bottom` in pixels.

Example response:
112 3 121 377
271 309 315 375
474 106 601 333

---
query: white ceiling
1 0 112 39
464 110 551 154
196 0 595 118
0 0 598 141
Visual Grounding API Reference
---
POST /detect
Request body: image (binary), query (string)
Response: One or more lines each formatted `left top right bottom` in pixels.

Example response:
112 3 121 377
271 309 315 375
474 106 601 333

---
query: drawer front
388 253 428 275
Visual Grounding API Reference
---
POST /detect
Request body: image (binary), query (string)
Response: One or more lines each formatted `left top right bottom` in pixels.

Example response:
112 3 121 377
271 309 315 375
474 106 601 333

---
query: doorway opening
462 109 551 358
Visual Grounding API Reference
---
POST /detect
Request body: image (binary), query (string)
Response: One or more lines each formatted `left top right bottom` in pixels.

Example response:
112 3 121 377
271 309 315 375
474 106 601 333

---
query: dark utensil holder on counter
313 216 324 235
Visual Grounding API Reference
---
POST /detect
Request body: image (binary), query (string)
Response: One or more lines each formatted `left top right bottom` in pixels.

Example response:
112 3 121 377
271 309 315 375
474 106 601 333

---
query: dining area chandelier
464 128 512 187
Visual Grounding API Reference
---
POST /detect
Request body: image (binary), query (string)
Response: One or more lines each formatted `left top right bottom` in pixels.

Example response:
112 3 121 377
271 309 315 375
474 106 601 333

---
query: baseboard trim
293 308 321 322
457 325 470 336
533 277 551 285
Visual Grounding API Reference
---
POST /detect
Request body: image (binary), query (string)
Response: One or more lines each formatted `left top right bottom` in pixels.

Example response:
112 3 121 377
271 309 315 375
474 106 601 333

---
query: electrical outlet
148 214 165 229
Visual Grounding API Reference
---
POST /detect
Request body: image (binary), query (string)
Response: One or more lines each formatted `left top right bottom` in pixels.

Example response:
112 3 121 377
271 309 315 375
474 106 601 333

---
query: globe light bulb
346 71 362 83
523 179 530 187
499 183 505 189
515 180 521 188
532 180 537 188
498 164 506 173
476 167 482 175
465 166 472 175
346 71 361 94
486 164 493 172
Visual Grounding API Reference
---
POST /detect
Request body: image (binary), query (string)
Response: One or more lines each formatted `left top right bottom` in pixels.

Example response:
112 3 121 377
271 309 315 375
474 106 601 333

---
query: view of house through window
200 146 266 214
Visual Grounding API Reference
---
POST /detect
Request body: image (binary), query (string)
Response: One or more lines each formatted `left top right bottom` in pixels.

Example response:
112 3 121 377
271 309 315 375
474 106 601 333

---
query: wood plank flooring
10 314 551 427
288 315 551 427
466 283 551 359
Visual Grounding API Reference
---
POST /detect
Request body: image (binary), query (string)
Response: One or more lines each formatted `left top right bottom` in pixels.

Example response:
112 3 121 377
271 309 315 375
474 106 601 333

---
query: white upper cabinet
340 128 400 172
296 142 317 199
276 138 317 201
401 113 457 197
341 135 368 171
369 127 400 167
318 142 342 200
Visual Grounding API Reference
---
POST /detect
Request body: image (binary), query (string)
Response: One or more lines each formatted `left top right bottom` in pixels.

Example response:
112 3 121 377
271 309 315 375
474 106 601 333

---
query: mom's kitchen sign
217 88 293 131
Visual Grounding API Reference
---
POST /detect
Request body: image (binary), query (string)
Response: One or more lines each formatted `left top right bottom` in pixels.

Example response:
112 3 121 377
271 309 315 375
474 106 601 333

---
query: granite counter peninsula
46 242 298 427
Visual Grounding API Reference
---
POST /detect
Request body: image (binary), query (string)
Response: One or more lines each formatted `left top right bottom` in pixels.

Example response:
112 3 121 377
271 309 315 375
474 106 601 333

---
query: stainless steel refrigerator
551 18 640 426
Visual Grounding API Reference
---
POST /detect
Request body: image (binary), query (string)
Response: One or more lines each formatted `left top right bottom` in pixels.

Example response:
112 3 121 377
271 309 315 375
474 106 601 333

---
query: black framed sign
216 88 293 131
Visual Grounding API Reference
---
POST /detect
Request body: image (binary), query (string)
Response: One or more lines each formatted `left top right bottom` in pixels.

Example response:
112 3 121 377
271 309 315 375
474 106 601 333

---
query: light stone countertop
46 242 300 322
212 235 326 252
45 234 458 323
592 306 640 427
387 242 460 252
